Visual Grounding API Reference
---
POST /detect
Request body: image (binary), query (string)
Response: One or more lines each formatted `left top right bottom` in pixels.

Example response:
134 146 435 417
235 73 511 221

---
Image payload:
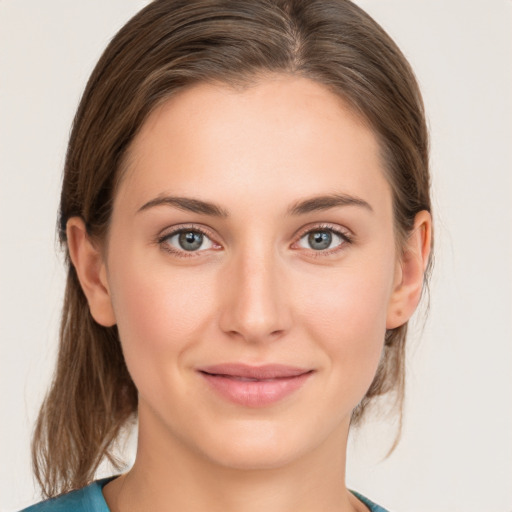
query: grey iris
308 231 332 250
179 231 203 251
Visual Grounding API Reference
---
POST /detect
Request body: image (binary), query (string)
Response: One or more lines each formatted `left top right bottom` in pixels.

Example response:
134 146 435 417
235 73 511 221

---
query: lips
197 364 313 407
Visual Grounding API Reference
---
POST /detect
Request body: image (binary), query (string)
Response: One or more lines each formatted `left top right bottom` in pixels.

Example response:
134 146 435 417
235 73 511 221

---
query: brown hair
32 0 432 498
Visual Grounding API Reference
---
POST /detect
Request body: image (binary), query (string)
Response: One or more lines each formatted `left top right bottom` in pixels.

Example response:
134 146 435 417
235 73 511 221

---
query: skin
68 75 431 512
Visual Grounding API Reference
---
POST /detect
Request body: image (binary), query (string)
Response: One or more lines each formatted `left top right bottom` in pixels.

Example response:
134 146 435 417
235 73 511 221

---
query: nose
218 245 292 344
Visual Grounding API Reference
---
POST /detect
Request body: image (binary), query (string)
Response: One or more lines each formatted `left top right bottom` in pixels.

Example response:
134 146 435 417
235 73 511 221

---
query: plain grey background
1 1 511 511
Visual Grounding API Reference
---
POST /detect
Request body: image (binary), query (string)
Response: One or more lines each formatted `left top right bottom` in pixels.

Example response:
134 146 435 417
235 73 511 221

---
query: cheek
106 254 215 381
297 257 395 389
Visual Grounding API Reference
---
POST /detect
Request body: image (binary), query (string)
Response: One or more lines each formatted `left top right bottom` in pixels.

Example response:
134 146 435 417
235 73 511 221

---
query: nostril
217 270 292 342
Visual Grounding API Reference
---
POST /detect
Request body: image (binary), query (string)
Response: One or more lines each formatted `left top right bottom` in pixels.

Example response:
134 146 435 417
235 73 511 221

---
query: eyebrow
137 192 373 217
287 193 373 215
137 195 229 217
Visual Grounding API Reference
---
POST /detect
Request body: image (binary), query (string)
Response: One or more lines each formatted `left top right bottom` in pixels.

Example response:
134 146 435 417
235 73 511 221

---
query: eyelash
156 224 218 259
295 223 353 257
156 223 353 259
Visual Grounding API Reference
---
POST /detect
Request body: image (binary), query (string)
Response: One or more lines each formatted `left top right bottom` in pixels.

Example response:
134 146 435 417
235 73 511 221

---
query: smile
197 364 314 407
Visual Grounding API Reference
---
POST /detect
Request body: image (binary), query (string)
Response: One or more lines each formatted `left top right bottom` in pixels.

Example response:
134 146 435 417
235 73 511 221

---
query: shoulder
19 478 113 512
352 490 392 512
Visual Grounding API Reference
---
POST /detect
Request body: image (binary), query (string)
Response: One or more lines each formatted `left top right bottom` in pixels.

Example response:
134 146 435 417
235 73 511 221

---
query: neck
104 408 366 512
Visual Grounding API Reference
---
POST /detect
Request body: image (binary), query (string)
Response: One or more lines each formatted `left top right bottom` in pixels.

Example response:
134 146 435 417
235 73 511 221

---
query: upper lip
197 363 312 380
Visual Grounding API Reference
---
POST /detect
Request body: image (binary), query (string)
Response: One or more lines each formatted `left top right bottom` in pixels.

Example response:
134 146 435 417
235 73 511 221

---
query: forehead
116 75 391 216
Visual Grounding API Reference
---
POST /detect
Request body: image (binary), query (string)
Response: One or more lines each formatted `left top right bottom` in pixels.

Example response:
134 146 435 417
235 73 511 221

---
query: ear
66 217 116 327
386 210 432 329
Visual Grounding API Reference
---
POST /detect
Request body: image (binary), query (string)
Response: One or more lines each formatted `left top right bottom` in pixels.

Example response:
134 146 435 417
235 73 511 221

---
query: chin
191 415 343 472
203 439 304 471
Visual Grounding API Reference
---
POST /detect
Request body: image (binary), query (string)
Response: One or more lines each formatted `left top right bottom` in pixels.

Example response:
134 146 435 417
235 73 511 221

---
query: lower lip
200 372 313 407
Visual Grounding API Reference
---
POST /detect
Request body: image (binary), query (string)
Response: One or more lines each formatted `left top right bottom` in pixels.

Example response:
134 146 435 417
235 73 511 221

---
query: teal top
21 478 390 512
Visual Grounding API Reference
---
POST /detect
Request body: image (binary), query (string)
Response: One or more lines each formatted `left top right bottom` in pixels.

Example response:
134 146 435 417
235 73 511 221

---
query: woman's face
103 76 402 469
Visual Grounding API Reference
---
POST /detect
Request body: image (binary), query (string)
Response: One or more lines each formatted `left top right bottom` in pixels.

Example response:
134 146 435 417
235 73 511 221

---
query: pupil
179 231 203 251
308 231 331 250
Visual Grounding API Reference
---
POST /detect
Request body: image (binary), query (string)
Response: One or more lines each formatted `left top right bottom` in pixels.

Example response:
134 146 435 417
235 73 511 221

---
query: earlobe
386 210 432 329
66 217 116 327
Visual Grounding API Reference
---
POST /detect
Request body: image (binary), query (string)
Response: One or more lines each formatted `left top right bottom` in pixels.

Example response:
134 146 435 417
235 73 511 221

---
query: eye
297 227 350 252
160 228 216 254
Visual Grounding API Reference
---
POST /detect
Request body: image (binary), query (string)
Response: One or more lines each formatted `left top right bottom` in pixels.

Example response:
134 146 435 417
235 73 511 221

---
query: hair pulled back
33 0 431 498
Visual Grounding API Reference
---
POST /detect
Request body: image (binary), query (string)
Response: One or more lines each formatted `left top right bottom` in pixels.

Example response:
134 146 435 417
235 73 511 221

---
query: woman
23 1 432 511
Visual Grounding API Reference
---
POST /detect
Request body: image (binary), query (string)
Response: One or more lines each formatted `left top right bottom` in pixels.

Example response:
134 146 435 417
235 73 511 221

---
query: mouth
197 364 314 407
